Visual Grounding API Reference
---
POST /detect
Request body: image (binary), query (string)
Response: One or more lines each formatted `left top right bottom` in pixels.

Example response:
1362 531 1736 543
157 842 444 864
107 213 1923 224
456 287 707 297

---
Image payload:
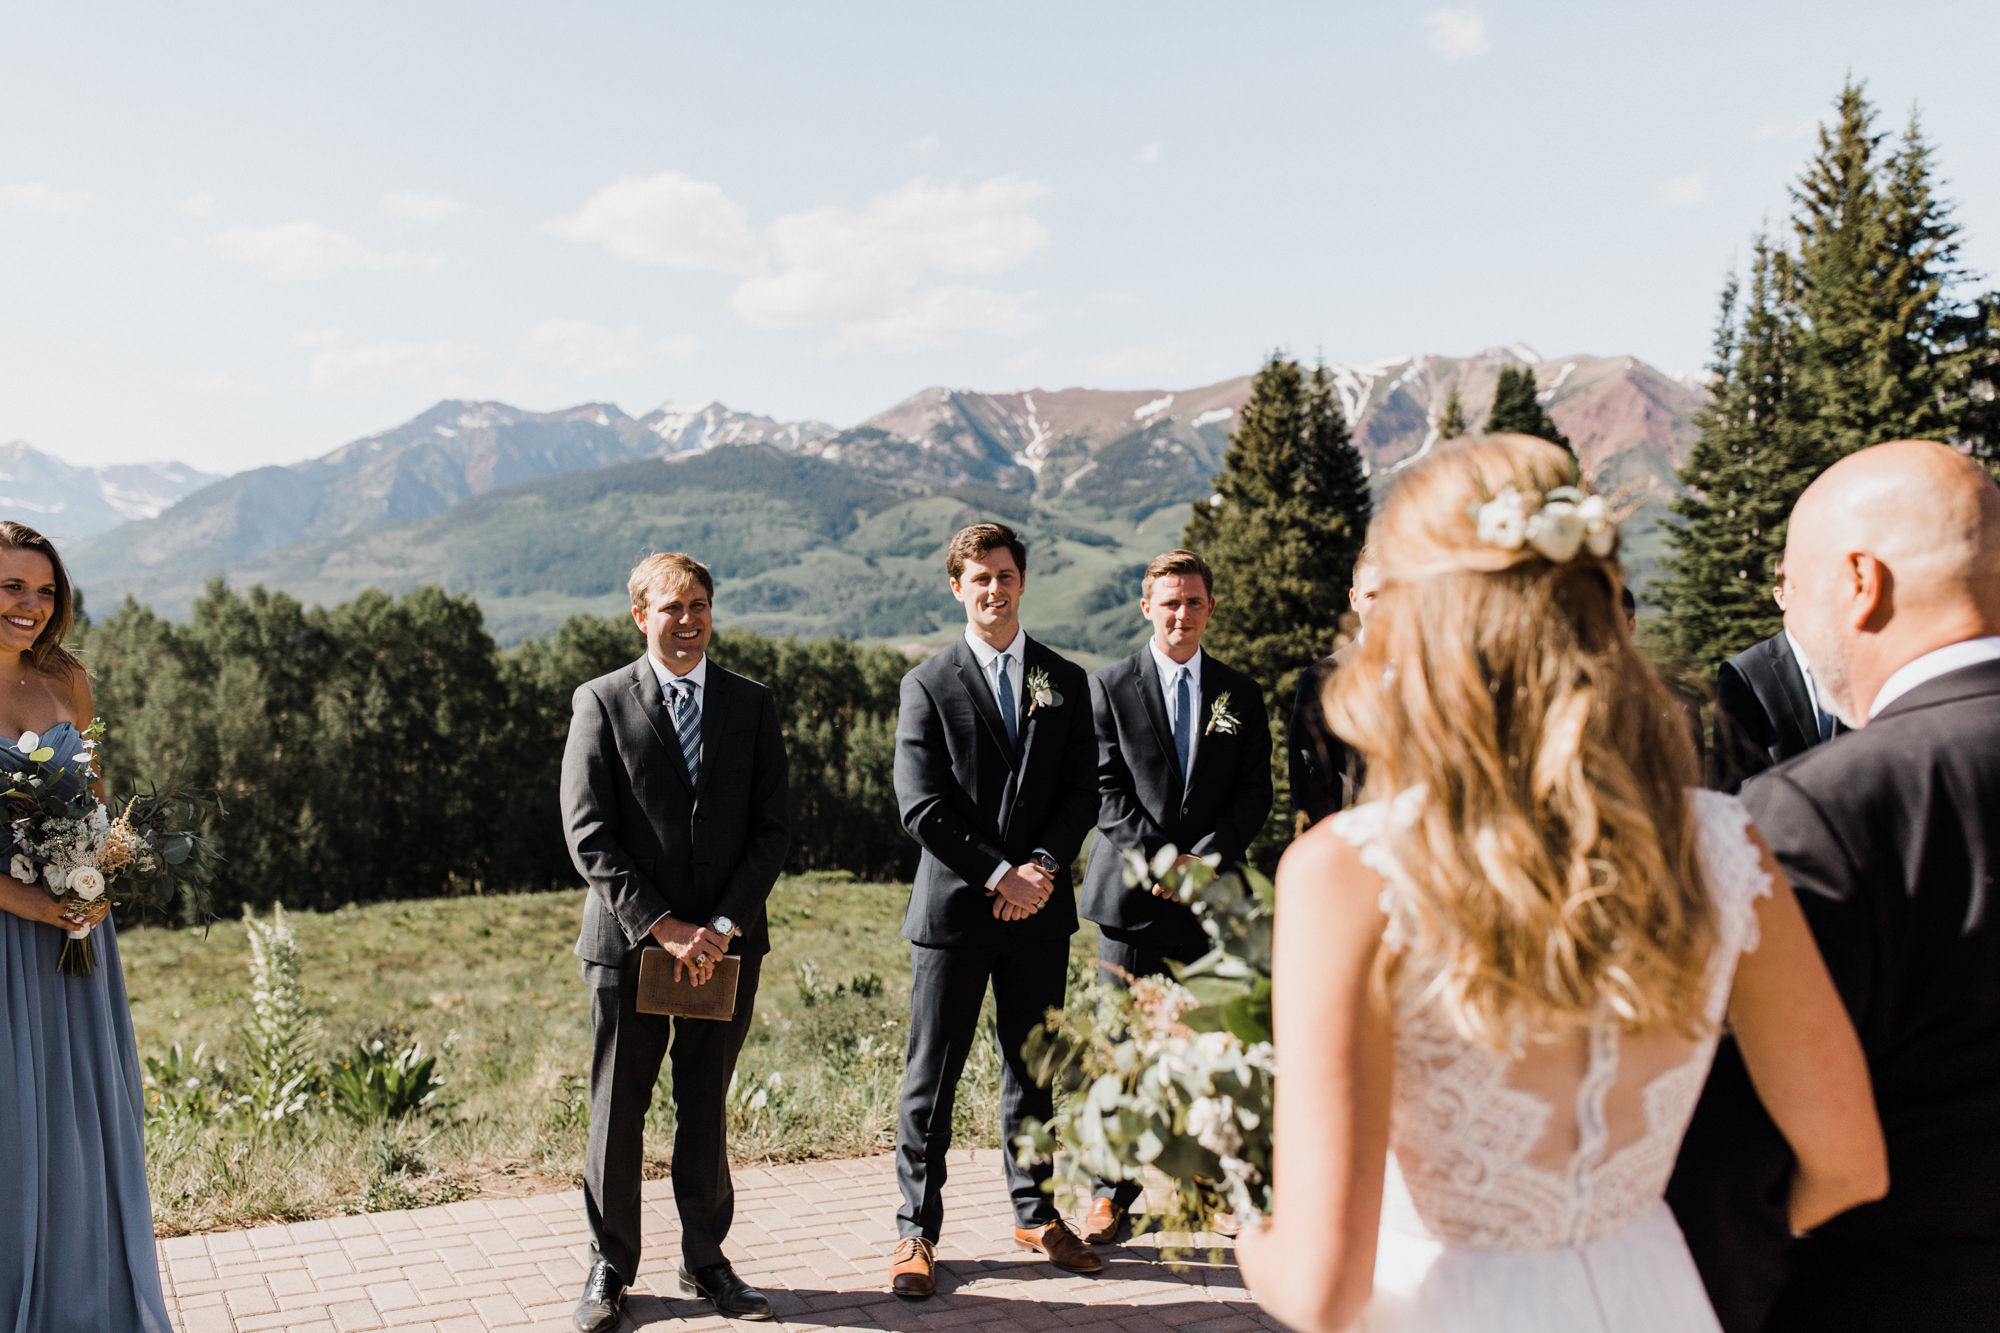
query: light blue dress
0 722 171 1331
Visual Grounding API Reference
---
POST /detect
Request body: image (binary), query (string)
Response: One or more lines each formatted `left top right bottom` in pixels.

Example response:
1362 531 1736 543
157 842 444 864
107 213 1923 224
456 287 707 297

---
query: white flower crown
1469 485 1617 563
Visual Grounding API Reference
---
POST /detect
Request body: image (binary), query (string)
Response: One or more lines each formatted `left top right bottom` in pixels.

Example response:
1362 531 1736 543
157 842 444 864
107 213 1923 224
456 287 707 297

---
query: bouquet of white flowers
1016 848 1274 1234
3 719 222 975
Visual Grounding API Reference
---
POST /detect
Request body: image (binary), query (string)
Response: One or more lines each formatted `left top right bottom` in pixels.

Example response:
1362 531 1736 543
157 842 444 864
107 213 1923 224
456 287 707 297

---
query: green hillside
76 444 1194 655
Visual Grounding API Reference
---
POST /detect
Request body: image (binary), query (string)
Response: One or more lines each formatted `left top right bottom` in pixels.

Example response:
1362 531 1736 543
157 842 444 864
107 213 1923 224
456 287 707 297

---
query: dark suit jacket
561 655 789 966
1668 657 2000 1332
1713 631 1836 794
1288 646 1362 828
893 634 1096 948
1080 648 1271 931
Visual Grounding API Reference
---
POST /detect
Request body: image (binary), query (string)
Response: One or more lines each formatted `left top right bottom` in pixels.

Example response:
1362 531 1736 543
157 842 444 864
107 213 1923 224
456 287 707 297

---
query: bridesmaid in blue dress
0 521 171 1332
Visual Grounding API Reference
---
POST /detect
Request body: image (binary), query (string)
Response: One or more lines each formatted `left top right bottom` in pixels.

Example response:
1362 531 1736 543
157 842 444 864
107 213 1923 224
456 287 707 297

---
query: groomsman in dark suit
887 523 1102 1298
1711 567 1843 793
1078 549 1272 1242
561 553 789 1332
1287 550 1380 829
1669 441 2000 1332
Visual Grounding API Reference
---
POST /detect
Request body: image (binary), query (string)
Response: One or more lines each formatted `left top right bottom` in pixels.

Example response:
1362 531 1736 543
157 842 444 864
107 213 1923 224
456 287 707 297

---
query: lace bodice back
1330 789 1771 1249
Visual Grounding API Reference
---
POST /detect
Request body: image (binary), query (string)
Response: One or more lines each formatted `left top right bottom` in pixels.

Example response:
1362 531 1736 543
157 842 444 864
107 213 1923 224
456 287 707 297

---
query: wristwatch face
709 915 736 937
1031 853 1060 874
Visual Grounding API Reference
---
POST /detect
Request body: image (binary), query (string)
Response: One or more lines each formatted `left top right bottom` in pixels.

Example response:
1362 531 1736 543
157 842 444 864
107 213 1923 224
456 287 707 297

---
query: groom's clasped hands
990 860 1055 920
651 915 731 986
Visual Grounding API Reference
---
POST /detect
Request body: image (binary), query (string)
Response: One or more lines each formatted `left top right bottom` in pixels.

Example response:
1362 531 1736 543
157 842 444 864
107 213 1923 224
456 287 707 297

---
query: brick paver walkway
156 1150 1277 1333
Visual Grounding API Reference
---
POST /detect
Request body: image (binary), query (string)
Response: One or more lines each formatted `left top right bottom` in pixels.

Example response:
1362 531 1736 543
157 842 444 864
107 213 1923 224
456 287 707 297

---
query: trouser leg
894 942 993 1241
582 955 671 1283
991 938 1070 1228
1091 917 1208 1208
668 953 764 1270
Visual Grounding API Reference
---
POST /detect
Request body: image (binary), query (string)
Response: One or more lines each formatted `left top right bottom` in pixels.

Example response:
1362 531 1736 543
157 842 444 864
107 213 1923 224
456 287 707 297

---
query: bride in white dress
1236 435 1887 1332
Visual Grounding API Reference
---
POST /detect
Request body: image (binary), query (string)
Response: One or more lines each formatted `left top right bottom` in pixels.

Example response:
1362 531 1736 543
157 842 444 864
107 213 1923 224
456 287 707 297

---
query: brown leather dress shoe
890 1237 936 1299
1081 1197 1124 1246
1014 1218 1103 1274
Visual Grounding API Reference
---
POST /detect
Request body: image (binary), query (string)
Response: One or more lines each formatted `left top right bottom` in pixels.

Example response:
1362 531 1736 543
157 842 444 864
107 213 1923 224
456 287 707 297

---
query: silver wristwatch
707 914 738 939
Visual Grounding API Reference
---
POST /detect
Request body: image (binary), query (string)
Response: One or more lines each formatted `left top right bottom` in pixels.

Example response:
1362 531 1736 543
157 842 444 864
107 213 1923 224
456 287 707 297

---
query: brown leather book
635 947 741 1021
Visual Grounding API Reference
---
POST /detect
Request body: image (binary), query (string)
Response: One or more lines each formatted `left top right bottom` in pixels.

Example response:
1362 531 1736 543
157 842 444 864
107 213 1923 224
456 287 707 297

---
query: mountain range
54 346 1705 654
0 442 221 541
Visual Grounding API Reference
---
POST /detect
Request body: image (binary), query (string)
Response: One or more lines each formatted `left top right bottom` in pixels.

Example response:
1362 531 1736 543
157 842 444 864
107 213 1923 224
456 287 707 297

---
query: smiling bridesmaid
0 520 171 1332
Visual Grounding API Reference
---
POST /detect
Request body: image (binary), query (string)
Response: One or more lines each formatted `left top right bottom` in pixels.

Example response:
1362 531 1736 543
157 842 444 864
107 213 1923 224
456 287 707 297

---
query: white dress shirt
962 625 1026 719
642 651 708 940
960 626 1046 891
1149 640 1204 774
1783 629 1834 740
1869 635 2000 719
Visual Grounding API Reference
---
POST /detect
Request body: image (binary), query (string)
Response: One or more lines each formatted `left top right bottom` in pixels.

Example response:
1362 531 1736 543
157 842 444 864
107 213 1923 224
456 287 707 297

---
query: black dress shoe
679 1261 774 1320
573 1260 627 1333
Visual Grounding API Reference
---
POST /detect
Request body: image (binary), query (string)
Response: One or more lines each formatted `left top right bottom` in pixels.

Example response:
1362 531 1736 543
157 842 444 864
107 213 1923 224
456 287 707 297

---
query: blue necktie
670 679 702 784
1172 667 1193 777
1815 699 1837 744
995 657 1018 744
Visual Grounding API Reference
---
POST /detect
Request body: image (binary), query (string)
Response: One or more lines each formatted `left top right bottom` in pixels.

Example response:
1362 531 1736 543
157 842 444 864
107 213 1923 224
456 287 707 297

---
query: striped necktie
669 678 702 785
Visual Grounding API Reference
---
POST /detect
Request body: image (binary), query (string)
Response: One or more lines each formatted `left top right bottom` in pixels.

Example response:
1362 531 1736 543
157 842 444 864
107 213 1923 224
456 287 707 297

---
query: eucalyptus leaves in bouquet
1016 847 1274 1233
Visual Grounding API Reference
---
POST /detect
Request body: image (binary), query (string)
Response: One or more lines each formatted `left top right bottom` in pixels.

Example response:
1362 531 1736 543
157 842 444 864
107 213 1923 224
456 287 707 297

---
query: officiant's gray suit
561 654 788 1284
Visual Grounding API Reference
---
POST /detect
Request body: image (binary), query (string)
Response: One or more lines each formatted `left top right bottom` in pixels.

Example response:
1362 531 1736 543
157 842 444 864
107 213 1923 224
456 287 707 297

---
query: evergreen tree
1437 382 1468 440
1484 364 1572 451
1184 353 1370 866
1655 244 1813 675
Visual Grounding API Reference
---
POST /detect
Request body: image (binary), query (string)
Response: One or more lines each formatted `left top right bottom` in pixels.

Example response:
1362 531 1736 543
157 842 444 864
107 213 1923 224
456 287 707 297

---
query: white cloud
1424 8 1488 60
305 337 475 392
2 181 90 214
293 327 344 349
1004 349 1043 373
1094 290 1140 306
213 220 444 281
912 133 941 151
525 319 702 377
1136 142 1161 163
731 175 1049 348
544 170 761 273
381 191 462 223
1086 341 1196 379
1658 172 1708 207
179 192 216 218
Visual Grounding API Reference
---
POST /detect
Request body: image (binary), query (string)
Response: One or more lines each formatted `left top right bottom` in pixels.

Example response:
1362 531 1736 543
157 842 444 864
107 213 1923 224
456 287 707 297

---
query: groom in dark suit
1669 441 2000 1332
887 523 1101 1298
1712 568 1843 793
561 553 789 1332
1078 548 1271 1242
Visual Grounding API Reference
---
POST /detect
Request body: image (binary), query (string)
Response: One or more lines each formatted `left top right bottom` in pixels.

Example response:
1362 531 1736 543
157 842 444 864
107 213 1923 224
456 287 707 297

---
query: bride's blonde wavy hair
1326 435 1712 1050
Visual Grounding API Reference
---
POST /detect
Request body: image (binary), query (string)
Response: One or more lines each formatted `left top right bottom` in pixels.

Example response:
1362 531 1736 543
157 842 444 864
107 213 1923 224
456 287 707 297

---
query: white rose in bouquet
69 866 106 901
8 854 35 884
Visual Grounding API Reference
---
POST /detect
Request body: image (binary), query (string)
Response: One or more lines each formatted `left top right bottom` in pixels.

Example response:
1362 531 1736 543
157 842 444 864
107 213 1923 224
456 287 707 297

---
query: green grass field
120 878 1100 1234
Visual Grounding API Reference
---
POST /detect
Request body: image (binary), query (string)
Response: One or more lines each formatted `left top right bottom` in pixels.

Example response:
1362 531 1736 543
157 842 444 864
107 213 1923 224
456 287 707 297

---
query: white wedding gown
1327 789 1771 1332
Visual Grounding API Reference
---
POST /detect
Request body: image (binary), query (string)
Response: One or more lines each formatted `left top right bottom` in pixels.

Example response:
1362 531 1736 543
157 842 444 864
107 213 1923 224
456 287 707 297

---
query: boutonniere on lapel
1025 666 1063 715
1205 691 1241 736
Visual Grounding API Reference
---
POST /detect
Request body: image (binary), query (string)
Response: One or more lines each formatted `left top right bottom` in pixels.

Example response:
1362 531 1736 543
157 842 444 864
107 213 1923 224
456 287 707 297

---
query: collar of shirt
1782 628 1827 721
647 651 708 701
962 625 1025 672
1869 634 2000 719
1148 641 1202 706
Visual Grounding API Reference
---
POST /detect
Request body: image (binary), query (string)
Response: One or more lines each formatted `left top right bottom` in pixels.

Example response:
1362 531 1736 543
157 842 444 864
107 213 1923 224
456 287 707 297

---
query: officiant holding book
561 552 789 1333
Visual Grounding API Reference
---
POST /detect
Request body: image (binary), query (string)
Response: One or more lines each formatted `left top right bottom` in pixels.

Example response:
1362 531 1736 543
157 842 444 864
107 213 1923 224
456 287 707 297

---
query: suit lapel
1015 638 1058 774
694 664 729 800
628 658 695 792
1183 658 1227 795
952 638 1017 757
1129 650 1179 785
1768 636 1821 753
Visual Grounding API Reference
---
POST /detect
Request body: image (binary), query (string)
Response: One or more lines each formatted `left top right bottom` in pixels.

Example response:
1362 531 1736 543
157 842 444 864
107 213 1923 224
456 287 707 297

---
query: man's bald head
1782 440 2000 725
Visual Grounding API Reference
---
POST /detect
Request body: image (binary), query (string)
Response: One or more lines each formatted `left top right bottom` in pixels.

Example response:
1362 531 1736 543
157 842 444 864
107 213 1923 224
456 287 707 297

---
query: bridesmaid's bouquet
2 720 222 975
1017 849 1275 1232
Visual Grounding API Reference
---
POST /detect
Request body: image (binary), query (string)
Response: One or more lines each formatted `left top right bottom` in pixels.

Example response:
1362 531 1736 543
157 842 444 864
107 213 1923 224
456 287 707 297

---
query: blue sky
6 1 1997 473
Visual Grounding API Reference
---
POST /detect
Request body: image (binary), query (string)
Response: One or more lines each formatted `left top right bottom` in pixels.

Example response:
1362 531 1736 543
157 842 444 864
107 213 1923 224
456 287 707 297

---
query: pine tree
1484 364 1572 451
1184 353 1370 866
1655 243 1813 675
1437 382 1468 440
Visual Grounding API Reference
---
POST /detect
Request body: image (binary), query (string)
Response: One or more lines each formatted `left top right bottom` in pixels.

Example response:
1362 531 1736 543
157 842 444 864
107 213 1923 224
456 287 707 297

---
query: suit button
1181 805 1190 817
1015 797 1025 810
